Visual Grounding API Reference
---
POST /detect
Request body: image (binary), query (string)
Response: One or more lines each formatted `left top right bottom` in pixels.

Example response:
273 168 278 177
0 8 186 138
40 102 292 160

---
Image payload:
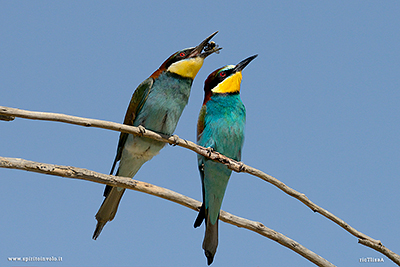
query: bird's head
203 54 258 103
151 31 222 79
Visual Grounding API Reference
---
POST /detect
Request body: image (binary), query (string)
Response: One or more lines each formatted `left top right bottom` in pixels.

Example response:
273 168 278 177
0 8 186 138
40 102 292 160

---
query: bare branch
1 105 399 266
0 156 335 267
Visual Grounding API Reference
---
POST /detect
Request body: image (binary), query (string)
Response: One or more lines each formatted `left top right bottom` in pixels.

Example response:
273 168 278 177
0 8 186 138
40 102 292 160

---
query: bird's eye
179 52 186 57
219 72 226 77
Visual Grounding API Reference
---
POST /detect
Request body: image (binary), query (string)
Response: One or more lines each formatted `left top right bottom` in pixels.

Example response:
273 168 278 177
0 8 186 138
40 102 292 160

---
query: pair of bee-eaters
92 31 257 265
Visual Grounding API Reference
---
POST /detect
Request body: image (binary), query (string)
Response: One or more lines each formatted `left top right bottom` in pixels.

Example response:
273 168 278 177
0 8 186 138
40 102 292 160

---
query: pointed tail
203 214 219 265
195 204 218 265
92 186 126 240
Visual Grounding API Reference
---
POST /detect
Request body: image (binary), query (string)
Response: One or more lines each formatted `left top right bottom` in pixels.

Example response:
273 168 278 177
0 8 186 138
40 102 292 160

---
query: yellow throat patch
212 71 242 94
167 57 204 79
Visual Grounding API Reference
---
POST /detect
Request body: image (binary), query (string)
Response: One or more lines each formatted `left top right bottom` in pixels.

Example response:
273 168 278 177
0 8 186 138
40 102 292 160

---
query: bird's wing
196 104 211 184
109 77 154 176
196 105 207 142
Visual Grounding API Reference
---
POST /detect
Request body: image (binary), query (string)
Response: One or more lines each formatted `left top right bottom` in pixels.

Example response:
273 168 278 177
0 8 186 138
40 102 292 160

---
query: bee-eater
93 32 221 240
194 55 258 264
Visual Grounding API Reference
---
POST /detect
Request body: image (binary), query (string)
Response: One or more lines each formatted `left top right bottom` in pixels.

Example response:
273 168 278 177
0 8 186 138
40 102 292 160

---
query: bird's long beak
189 31 222 59
233 54 258 73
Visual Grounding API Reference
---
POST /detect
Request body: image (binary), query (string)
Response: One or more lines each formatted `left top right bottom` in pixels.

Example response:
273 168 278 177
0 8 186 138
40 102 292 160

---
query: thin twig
0 156 335 267
1 105 399 266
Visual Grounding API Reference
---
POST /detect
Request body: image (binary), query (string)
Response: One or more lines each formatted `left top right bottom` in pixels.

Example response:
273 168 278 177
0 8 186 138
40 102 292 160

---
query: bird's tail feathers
203 211 219 265
194 203 206 228
93 221 106 240
92 187 126 240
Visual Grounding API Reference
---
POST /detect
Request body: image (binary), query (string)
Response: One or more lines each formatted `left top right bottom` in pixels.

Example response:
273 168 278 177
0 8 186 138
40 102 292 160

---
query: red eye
219 72 226 77
179 52 185 57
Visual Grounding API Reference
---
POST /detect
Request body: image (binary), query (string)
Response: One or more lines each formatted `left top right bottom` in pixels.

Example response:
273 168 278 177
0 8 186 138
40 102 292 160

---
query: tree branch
1 105 399 266
0 156 335 267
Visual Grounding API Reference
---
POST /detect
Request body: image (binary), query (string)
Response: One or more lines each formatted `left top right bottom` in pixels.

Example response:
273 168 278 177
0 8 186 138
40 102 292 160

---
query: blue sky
1 1 399 266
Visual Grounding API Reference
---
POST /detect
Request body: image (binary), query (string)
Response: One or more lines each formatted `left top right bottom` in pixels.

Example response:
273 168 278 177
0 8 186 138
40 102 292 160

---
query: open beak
233 54 258 73
189 31 222 59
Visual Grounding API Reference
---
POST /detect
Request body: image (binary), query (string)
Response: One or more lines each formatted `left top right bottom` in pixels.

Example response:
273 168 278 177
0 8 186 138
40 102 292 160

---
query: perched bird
194 55 258 265
93 32 221 240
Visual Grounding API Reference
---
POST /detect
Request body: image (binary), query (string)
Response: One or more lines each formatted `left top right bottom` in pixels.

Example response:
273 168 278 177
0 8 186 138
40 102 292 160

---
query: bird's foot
238 162 246 172
206 147 214 157
169 134 180 146
137 125 146 136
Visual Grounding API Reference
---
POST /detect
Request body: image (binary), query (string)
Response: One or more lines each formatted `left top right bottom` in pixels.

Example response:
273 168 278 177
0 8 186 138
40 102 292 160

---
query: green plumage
93 32 221 240
198 93 245 224
194 55 257 265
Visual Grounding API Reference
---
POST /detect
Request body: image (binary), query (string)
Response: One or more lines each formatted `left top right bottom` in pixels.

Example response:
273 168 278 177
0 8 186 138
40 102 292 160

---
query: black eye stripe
165 48 192 69
208 69 231 90
216 68 233 81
